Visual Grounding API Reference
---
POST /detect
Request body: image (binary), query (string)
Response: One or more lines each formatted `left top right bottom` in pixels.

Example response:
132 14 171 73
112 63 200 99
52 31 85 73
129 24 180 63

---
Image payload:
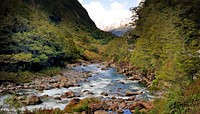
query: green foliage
103 38 131 62
127 0 200 113
130 0 200 85
0 0 114 73
39 67 61 76
152 78 200 114
0 71 33 83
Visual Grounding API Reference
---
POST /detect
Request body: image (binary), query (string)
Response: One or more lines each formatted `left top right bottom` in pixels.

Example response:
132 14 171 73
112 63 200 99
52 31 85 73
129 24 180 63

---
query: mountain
104 18 133 37
0 0 115 71
108 26 133 37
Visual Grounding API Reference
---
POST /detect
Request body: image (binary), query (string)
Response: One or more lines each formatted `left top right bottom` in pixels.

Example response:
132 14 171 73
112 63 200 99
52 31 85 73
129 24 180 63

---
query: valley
0 0 199 114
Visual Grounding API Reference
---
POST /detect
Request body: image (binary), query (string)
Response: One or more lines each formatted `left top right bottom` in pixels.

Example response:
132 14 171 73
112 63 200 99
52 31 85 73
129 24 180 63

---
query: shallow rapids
0 64 153 111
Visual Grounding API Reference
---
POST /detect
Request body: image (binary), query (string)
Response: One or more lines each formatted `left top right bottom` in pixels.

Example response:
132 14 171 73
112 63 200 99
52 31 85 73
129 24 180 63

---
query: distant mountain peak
102 18 133 36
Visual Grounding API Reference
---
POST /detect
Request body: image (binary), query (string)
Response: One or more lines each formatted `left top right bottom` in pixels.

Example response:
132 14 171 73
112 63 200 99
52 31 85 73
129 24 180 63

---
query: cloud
110 2 124 10
137 0 145 4
83 1 132 29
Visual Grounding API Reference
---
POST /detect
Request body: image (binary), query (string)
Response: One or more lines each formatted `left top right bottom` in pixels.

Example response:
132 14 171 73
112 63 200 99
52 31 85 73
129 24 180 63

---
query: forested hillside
104 0 200 113
0 0 115 72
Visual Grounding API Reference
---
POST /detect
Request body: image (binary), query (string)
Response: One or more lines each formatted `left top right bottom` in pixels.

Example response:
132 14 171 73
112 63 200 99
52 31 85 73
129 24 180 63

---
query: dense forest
0 0 115 82
0 0 200 113
105 0 200 113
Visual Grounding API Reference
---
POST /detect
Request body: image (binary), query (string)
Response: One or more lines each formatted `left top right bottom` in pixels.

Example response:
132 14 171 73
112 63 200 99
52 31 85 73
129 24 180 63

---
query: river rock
54 97 61 100
120 102 127 108
64 90 75 98
58 76 68 82
128 96 136 101
125 91 142 96
118 81 125 84
101 92 108 96
128 101 146 110
52 83 59 88
41 94 49 99
117 108 124 113
59 81 69 88
111 96 116 99
94 110 107 114
26 94 42 105
101 67 109 70
82 90 94 95
29 85 35 89
109 103 119 111
89 103 102 111
101 101 109 110
127 76 139 81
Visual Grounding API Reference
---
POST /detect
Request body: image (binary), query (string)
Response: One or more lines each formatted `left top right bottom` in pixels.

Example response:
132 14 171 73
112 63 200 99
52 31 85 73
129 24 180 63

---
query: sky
78 0 142 30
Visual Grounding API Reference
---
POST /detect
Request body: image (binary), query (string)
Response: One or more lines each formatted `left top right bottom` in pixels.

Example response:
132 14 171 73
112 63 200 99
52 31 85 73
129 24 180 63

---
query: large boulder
26 94 42 105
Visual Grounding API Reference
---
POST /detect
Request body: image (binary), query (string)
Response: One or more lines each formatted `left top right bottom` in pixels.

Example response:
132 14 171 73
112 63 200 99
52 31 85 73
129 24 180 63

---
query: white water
0 64 153 111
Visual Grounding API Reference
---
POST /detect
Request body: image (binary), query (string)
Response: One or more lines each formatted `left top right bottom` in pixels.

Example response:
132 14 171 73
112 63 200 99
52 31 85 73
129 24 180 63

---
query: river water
0 64 153 111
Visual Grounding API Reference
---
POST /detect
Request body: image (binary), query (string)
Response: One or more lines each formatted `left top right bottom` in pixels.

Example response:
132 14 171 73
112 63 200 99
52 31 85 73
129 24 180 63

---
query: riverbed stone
101 67 109 70
125 91 135 96
89 103 102 111
128 96 136 101
94 110 107 114
119 102 127 108
101 101 109 110
41 94 49 99
111 96 116 99
109 103 119 111
64 90 75 98
54 97 61 100
101 92 108 96
52 83 59 88
26 94 42 105
82 90 94 95
59 81 69 88
117 108 124 113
